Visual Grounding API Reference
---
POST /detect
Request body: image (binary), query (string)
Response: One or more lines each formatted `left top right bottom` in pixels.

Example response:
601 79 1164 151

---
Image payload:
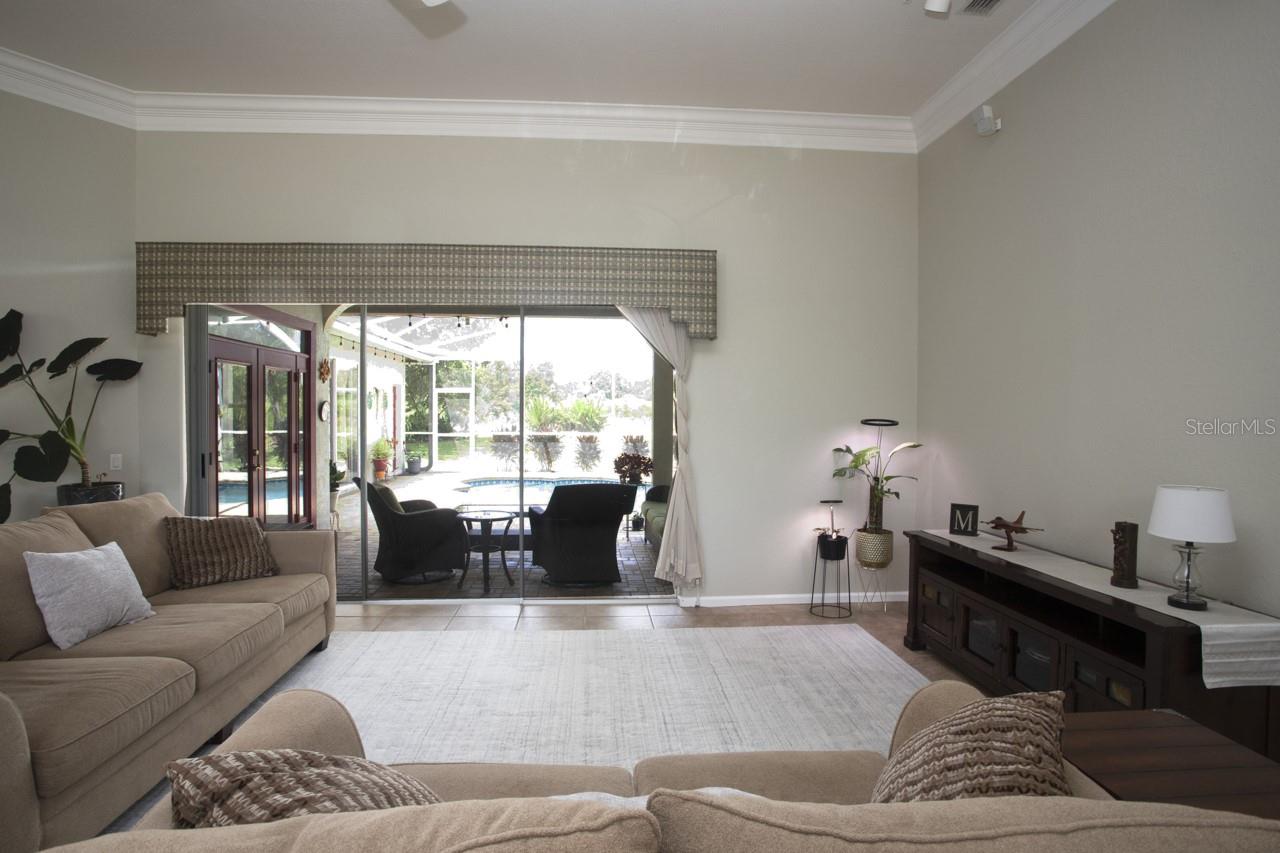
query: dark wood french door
209 337 311 526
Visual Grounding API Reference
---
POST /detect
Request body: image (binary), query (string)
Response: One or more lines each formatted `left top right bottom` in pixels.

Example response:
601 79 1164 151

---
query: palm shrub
529 435 563 471
565 399 608 432
526 396 562 432
0 309 143 522
489 435 520 470
623 434 650 456
575 435 601 470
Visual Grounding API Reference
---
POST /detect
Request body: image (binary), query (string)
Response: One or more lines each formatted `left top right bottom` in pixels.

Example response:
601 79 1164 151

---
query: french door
209 337 311 526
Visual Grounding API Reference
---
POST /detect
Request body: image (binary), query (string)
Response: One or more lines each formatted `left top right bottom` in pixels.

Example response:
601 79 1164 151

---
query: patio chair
354 478 468 583
529 483 637 586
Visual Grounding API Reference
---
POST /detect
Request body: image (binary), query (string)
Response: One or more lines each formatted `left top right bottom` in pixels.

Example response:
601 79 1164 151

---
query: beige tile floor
334 601 972 685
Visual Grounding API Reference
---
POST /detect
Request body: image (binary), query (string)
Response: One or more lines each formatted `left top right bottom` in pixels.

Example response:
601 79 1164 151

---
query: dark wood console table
904 530 1280 760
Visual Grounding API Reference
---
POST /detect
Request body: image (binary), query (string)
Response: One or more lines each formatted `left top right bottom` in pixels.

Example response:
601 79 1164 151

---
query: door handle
249 449 260 471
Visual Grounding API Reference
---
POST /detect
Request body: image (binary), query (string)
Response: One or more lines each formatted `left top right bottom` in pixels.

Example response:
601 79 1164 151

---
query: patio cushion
49 492 182 597
0 657 195 798
17 603 283 690
150 574 329 626
0 512 94 660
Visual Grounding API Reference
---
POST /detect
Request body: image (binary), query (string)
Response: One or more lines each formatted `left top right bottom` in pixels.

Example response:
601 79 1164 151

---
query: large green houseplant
0 309 143 522
833 428 921 568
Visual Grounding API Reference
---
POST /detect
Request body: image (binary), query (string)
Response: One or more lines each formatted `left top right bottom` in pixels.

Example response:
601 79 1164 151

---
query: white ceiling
0 0 1033 116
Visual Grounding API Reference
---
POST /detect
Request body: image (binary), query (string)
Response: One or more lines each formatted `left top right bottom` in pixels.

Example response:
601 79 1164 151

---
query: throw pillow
167 749 441 828
870 690 1070 803
23 541 154 649
163 516 279 589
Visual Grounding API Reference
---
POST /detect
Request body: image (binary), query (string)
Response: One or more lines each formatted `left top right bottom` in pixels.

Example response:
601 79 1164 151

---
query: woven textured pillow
163 516 279 589
167 749 441 828
870 690 1070 803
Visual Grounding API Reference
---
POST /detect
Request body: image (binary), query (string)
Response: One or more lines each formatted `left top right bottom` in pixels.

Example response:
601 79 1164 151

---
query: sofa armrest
266 530 337 632
134 689 366 832
889 681 985 756
0 692 41 853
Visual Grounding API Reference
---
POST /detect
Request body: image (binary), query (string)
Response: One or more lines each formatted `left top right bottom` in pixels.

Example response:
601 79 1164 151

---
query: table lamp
1147 485 1236 611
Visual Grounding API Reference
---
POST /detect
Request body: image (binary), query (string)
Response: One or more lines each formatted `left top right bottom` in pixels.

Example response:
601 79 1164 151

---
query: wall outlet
109 453 123 471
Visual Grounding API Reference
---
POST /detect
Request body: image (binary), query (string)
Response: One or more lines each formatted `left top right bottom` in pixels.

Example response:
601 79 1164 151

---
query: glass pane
333 357 359 480
296 369 306 522
208 307 302 351
437 392 471 433
965 608 1000 665
215 361 251 516
1012 630 1054 690
263 368 292 524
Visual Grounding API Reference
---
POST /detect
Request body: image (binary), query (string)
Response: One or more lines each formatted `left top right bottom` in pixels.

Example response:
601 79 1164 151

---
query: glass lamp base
1167 590 1208 611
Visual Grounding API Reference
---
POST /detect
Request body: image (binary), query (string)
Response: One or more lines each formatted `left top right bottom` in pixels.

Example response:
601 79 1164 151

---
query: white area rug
267 625 928 767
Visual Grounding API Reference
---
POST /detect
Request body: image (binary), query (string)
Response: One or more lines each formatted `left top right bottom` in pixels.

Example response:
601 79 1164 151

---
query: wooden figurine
983 511 1044 552
1111 521 1139 588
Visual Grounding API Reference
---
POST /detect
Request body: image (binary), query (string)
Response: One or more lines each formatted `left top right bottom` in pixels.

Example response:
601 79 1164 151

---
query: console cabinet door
956 594 1004 678
918 575 956 649
1064 648 1145 712
1002 617 1060 693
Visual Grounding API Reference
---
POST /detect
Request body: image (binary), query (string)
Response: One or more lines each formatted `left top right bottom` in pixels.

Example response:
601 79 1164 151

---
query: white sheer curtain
617 307 704 590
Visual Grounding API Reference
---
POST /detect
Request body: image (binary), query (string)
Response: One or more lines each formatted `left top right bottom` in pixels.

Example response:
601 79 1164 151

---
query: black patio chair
354 478 468 583
529 483 637 586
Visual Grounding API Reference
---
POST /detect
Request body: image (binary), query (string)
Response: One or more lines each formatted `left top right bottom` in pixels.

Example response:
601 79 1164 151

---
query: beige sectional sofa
49 682 1280 852
0 493 336 851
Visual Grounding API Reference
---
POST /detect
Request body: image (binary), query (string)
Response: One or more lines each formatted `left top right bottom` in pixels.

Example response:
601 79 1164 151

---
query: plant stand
856 562 889 613
810 537 852 619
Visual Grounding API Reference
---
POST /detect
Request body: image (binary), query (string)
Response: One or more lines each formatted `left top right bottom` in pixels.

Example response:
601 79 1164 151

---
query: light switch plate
109 453 123 471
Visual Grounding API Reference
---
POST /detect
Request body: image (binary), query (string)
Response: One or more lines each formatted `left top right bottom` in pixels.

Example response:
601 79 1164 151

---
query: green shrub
575 435 601 470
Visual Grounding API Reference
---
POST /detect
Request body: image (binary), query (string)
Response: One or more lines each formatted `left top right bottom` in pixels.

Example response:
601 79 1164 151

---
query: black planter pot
57 481 125 507
631 513 645 531
406 457 422 475
817 533 848 561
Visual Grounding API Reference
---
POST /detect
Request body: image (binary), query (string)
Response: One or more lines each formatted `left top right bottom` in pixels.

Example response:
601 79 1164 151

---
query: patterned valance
135 242 718 339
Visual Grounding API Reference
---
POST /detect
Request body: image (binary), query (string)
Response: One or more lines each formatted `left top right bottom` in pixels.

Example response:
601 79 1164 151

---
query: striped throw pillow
167 749 441 828
870 691 1070 803
163 516 279 589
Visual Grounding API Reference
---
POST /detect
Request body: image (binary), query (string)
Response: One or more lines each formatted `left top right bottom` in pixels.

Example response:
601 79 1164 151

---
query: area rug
265 624 928 766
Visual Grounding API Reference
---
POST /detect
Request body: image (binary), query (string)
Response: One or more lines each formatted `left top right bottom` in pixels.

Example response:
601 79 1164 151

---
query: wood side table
1062 710 1280 821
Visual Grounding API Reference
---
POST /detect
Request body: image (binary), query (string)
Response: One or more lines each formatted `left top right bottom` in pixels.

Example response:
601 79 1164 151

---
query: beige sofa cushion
634 750 887 804
647 789 1280 852
0 512 94 659
394 762 636 801
56 798 661 853
0 657 194 798
150 574 329 626
51 493 181 597
17 603 283 689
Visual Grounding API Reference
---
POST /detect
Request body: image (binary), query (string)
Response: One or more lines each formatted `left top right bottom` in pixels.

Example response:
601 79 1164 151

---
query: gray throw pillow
24 541 155 649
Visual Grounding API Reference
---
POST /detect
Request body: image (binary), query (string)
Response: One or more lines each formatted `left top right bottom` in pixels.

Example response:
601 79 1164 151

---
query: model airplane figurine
982 511 1044 552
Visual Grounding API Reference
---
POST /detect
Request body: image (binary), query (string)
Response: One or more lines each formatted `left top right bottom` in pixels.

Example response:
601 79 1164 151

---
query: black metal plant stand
810 535 853 618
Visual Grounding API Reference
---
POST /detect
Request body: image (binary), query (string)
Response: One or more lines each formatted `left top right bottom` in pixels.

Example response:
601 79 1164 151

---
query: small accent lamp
1147 485 1236 611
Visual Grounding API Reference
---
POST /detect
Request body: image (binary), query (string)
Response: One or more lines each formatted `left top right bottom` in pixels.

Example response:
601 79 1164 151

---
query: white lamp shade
924 0 952 11
1148 485 1236 544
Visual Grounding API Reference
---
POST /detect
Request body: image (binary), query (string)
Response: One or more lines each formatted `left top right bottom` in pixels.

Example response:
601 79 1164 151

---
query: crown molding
0 47 914 153
0 47 136 127
912 0 1118 151
132 92 917 153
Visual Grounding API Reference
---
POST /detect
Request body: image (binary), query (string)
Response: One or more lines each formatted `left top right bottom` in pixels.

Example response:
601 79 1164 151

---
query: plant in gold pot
833 419 921 569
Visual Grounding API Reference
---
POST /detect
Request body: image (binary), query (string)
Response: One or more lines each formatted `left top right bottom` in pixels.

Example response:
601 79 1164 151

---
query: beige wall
917 0 1280 614
134 134 920 596
0 92 151 519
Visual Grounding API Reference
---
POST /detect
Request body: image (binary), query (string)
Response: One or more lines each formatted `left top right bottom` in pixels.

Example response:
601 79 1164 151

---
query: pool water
461 477 647 511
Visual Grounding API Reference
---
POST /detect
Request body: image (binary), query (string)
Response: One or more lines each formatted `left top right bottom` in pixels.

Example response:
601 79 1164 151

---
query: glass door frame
204 305 316 527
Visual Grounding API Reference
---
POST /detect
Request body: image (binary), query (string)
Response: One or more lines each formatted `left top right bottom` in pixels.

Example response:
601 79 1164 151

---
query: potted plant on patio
370 437 393 480
405 453 422 475
328 460 343 515
614 452 654 485
0 309 143 522
832 421 921 569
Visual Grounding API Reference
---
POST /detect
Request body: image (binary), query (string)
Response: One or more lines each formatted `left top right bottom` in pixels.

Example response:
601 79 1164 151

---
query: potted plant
614 452 654 485
813 501 848 561
370 437 393 480
405 454 422 475
328 460 343 515
832 429 922 568
0 309 143 522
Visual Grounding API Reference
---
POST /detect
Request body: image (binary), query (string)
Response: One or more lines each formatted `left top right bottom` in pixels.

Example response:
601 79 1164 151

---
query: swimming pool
460 476 647 510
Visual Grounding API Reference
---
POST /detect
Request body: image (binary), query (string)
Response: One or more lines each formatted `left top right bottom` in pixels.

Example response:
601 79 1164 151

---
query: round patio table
457 509 517 595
